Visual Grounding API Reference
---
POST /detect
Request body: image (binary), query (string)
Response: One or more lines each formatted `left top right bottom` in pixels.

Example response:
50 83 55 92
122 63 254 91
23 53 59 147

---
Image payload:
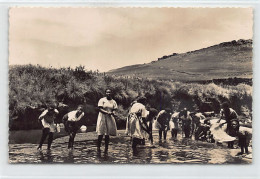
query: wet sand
9 130 252 164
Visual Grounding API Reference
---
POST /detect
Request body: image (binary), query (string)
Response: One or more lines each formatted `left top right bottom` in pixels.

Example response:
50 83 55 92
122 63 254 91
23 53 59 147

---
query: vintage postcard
8 7 253 164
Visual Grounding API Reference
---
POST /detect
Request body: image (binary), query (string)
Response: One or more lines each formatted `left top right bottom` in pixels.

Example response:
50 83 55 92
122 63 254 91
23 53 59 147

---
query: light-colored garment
209 119 236 143
96 97 118 136
67 110 85 122
169 112 179 130
126 103 149 139
193 112 206 124
39 109 59 132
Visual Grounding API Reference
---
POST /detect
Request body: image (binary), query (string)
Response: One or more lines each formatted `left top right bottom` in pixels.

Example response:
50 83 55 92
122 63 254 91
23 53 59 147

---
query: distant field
108 39 252 81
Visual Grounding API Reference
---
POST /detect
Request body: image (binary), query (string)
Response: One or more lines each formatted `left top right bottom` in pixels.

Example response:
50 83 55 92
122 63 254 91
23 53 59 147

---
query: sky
9 8 253 72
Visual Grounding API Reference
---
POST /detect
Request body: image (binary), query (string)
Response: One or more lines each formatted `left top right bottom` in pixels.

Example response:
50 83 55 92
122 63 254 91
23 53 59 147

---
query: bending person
156 108 171 141
37 104 59 151
126 97 149 151
217 102 238 148
146 108 158 146
63 105 85 150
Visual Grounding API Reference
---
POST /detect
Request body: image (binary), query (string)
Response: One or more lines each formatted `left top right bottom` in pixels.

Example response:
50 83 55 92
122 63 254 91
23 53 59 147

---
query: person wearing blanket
126 97 149 150
217 102 238 149
63 105 85 150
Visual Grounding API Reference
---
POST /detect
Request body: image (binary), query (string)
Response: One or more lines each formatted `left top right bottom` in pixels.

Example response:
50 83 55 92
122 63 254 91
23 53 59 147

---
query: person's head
48 103 56 111
76 105 84 117
165 108 172 114
180 108 188 117
222 102 229 111
77 105 84 112
148 108 158 119
137 96 147 105
190 112 195 117
231 119 239 131
105 89 112 99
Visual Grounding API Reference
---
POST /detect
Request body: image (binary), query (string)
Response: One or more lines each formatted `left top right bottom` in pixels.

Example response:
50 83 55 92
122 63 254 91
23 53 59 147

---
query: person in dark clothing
156 108 172 141
230 119 251 156
145 108 158 146
217 102 238 148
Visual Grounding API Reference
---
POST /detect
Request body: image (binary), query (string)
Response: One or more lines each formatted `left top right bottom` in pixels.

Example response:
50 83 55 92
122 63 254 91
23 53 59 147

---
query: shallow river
9 130 252 164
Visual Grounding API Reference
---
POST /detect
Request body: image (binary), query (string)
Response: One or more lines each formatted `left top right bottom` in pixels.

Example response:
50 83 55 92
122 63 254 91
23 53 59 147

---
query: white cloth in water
210 119 236 143
96 97 118 136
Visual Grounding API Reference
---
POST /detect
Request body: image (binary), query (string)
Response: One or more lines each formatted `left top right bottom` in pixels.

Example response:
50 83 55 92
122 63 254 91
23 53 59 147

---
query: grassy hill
108 39 252 81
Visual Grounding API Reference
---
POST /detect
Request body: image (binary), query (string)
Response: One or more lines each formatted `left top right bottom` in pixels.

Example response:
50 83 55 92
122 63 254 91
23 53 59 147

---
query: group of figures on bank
36 89 251 157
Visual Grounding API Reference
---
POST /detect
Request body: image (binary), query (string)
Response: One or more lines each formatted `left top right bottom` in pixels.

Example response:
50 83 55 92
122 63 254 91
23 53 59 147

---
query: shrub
9 65 253 130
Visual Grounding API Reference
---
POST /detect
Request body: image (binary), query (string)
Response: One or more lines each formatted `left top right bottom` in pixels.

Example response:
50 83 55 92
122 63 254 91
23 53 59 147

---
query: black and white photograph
8 7 253 164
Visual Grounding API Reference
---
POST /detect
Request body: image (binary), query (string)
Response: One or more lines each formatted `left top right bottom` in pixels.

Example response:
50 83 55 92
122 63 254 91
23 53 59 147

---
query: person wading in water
63 105 85 150
217 102 238 149
37 104 59 151
126 97 150 152
96 89 118 154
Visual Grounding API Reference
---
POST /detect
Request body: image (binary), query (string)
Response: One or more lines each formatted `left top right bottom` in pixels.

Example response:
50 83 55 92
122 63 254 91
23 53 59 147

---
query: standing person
145 108 158 146
169 112 180 140
179 108 192 138
126 97 149 151
156 108 172 141
37 104 59 151
96 89 118 154
217 102 238 148
63 105 85 150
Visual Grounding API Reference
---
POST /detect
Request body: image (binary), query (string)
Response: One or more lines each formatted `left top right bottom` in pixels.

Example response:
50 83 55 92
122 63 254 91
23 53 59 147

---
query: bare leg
97 135 103 152
47 132 53 150
104 135 109 153
38 128 49 149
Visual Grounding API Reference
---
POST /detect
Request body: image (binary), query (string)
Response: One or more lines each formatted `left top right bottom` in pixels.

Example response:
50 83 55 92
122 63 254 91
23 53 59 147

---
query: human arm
98 106 112 115
217 109 224 123
38 110 48 121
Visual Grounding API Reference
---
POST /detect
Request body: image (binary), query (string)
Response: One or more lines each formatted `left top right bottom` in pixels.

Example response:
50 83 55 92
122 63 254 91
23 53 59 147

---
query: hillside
108 39 253 81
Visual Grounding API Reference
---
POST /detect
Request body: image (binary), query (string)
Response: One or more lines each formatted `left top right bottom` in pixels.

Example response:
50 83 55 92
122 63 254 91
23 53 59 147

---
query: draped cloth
125 102 149 139
210 119 236 143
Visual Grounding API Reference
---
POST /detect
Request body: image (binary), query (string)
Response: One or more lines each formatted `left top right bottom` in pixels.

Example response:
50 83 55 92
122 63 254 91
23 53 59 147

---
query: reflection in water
9 132 252 164
38 150 54 163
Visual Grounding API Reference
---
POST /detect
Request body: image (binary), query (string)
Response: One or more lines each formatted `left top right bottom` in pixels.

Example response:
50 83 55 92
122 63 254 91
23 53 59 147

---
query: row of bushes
9 64 252 130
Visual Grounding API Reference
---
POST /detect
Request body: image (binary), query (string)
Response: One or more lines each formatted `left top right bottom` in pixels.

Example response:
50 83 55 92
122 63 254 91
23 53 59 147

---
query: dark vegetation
9 65 252 131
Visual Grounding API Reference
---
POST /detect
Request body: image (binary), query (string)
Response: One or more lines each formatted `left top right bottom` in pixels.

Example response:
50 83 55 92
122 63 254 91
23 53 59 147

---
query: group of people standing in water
37 89 249 156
